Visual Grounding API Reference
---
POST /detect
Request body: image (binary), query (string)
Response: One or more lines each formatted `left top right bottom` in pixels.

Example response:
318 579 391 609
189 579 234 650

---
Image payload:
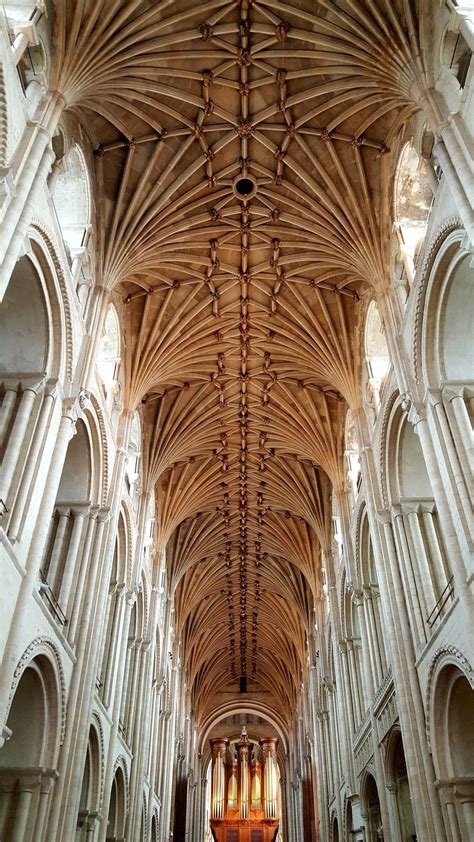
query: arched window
97 306 121 394
51 144 91 259
420 238 473 549
126 412 141 496
364 301 390 418
438 254 473 383
344 409 361 501
393 142 434 295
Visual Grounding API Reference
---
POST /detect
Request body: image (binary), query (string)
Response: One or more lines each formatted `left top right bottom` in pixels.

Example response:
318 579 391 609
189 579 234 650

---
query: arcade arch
0 653 61 841
430 662 474 840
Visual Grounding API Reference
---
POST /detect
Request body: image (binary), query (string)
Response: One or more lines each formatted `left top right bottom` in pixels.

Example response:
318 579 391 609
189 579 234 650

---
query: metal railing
38 570 68 626
427 576 455 628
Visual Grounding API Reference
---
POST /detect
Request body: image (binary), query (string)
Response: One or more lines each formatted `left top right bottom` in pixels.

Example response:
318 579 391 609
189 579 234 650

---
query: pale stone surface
0 2 473 842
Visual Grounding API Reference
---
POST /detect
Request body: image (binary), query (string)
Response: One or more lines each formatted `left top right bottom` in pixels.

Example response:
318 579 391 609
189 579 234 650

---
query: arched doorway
362 774 384 841
332 815 340 841
0 655 60 841
76 724 101 839
431 664 474 840
106 765 127 842
386 730 416 841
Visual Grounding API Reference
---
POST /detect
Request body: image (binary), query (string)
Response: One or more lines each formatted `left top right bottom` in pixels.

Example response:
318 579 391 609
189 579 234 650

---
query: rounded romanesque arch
384 728 416 841
360 770 384 842
411 217 464 386
428 649 474 841
106 757 129 841
0 641 65 840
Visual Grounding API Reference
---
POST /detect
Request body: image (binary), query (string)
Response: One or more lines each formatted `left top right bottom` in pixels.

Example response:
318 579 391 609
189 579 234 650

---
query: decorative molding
0 62 7 169
112 754 130 817
425 645 473 751
120 502 134 589
7 636 67 748
353 500 368 586
91 710 106 809
412 216 464 384
30 222 75 382
89 392 110 505
377 387 401 506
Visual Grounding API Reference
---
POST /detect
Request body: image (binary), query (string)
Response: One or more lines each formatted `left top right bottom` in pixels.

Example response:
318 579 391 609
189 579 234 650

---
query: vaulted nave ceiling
53 0 428 724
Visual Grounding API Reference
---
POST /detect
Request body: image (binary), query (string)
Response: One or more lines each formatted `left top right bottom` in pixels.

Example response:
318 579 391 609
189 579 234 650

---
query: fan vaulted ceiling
54 0 426 723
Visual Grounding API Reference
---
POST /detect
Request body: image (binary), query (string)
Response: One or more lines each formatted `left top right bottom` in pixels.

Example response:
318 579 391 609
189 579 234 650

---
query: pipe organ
210 728 279 842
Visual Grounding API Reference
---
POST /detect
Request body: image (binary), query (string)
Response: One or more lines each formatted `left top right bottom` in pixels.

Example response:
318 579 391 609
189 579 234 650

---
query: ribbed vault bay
54 0 423 723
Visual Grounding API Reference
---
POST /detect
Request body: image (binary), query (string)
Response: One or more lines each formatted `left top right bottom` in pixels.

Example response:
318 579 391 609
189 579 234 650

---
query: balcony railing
427 576 455 629
38 570 67 626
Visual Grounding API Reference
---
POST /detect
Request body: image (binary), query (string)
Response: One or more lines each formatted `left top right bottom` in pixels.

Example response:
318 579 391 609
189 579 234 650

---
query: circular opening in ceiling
233 175 257 200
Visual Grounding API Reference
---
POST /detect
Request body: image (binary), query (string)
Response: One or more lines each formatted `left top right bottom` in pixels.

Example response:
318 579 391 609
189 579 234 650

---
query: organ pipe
210 738 228 819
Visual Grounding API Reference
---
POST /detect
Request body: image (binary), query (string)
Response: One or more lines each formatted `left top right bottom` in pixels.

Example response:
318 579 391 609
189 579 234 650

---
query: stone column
357 426 447 841
47 506 110 841
339 640 356 736
427 388 472 542
378 513 447 842
161 665 179 839
102 585 126 707
391 507 426 645
0 399 77 729
0 131 59 302
127 634 155 841
0 378 44 506
410 402 470 611
34 770 59 839
448 389 474 471
433 140 474 243
315 710 330 842
45 506 71 591
363 588 383 689
7 379 58 542
385 783 403 842
327 577 354 788
58 503 91 616
0 384 19 447
354 591 374 706
96 591 135 842
67 507 100 646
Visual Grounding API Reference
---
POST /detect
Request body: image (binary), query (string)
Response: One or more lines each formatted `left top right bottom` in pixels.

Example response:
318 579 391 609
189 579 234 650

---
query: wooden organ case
209 728 279 842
